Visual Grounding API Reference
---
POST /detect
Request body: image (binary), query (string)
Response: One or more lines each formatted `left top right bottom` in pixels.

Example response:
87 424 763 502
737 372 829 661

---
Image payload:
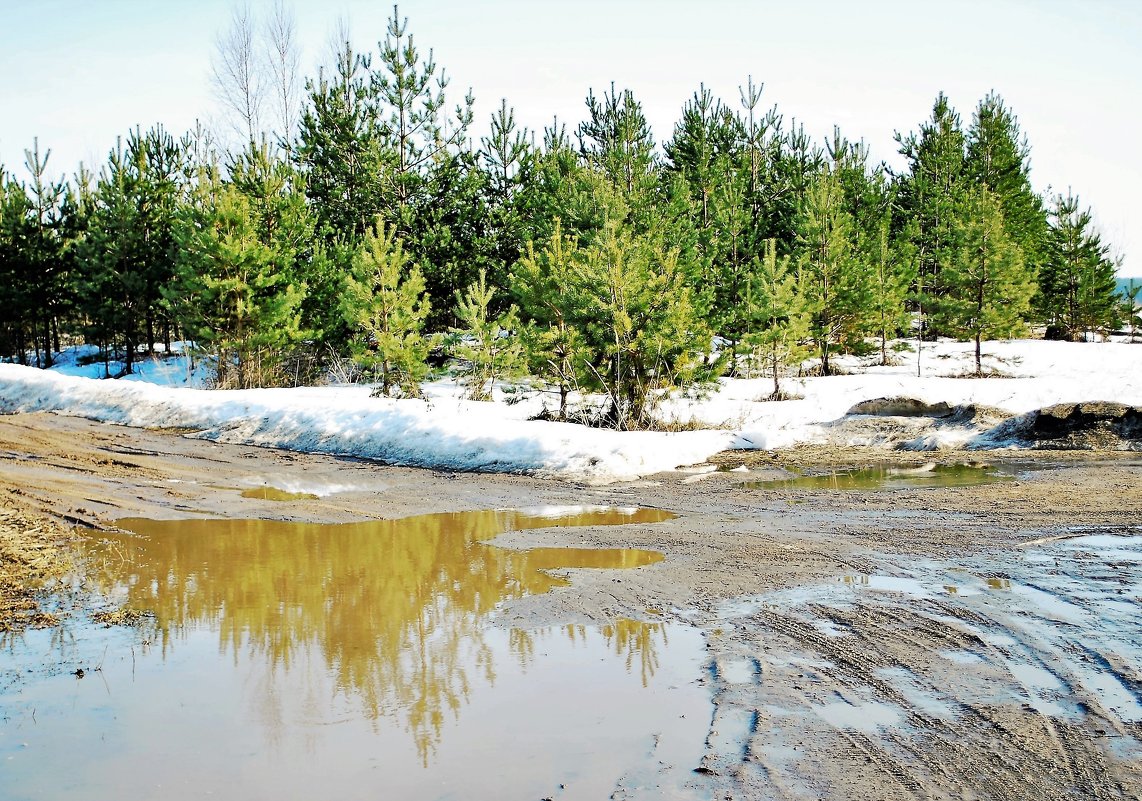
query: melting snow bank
977 402 1142 450
819 397 1142 451
4 339 1142 479
0 365 733 482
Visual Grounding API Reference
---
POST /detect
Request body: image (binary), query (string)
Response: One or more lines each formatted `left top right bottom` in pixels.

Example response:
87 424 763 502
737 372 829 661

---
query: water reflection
746 462 1018 491
80 507 672 764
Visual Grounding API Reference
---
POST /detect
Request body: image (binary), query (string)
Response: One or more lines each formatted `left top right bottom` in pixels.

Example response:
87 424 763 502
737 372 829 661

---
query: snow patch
3 338 1142 480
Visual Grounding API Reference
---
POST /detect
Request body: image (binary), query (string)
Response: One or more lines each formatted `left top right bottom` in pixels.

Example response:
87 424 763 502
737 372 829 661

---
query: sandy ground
1 411 1140 800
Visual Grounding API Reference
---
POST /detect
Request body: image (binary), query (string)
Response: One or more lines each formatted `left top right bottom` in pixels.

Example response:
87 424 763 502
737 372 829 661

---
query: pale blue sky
1 0 1138 273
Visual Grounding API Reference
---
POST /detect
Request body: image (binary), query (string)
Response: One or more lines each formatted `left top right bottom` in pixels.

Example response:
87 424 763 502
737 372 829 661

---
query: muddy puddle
239 485 319 501
744 461 1023 491
0 507 710 801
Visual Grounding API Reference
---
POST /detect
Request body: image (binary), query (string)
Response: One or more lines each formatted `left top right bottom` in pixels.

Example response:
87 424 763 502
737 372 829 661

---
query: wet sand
1 412 1139 800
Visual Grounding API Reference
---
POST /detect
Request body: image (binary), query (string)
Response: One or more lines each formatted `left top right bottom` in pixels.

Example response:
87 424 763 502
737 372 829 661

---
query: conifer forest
0 6 1127 430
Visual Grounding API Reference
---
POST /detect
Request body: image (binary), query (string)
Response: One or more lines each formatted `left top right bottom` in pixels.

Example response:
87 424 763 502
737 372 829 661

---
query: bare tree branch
264 0 300 148
211 3 264 147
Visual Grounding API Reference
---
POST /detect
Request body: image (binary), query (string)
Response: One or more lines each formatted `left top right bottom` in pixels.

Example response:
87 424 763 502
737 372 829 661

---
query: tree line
0 6 1128 429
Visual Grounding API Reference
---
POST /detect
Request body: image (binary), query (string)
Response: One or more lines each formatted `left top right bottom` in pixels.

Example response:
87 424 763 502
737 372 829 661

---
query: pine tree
481 99 534 286
79 141 144 374
664 84 751 363
965 92 1049 298
412 145 493 331
896 93 967 331
866 212 916 365
743 239 811 398
170 170 306 388
511 223 590 419
450 269 525 401
296 37 385 244
575 223 717 429
1122 280 1141 342
935 187 1032 374
517 123 626 249
794 169 871 375
664 84 741 238
1039 192 1120 341
576 84 658 225
373 4 474 227
341 220 433 397
22 139 67 368
0 166 36 363
768 120 824 253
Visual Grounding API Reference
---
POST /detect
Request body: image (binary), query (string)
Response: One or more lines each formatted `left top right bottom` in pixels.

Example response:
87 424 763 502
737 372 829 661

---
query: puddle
835 574 982 597
940 649 985 665
0 507 710 801
745 462 1020 491
716 657 760 685
813 700 903 732
240 486 320 501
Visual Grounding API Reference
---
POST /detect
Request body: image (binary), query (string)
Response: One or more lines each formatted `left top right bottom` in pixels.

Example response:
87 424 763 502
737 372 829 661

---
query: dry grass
0 497 76 632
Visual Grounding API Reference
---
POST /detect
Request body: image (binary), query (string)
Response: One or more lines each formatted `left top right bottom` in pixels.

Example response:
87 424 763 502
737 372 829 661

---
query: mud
1 412 1140 800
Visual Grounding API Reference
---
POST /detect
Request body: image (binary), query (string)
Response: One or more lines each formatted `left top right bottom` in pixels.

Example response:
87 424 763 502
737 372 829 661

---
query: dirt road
1 412 1139 800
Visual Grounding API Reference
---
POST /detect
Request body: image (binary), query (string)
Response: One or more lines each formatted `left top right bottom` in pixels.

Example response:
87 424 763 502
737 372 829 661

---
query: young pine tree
0 167 36 363
1122 280 1141 343
296 37 385 244
794 169 872 375
450 268 525 401
935 188 1032 374
575 223 717 430
576 84 658 226
170 174 306 388
341 220 433 397
1040 192 1120 341
866 213 916 365
373 4 474 224
511 223 590 419
743 239 811 399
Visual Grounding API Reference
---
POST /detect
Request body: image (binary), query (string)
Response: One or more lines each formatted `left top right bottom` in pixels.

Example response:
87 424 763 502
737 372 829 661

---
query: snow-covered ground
1 339 1140 482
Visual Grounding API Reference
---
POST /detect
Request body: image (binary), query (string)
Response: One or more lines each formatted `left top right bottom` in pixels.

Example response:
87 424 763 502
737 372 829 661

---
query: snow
2 338 1141 482
43 342 213 387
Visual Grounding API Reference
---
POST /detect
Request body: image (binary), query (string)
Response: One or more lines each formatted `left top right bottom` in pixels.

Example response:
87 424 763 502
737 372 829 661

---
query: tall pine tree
935 187 1032 373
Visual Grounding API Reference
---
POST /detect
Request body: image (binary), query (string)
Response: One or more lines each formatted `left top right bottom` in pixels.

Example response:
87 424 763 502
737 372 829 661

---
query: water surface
0 506 709 801
746 462 1020 491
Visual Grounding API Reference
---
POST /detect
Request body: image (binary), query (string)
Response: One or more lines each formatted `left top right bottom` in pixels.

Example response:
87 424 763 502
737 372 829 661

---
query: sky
1 0 1139 274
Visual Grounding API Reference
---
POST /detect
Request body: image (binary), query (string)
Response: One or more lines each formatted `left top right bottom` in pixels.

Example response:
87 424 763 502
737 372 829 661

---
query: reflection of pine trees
81 509 670 764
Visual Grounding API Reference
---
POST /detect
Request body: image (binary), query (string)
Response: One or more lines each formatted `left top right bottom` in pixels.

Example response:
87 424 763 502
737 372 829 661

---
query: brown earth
1 411 1140 800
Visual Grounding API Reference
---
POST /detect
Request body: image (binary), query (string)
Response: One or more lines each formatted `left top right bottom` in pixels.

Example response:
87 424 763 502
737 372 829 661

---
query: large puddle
0 507 710 801
745 461 1021 491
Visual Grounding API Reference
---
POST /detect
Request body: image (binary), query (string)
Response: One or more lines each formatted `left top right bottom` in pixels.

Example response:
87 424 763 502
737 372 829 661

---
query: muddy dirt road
1 412 1140 800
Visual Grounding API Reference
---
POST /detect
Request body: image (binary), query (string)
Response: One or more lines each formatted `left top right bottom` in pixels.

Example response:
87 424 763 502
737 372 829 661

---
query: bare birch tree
264 0 301 148
211 4 264 147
